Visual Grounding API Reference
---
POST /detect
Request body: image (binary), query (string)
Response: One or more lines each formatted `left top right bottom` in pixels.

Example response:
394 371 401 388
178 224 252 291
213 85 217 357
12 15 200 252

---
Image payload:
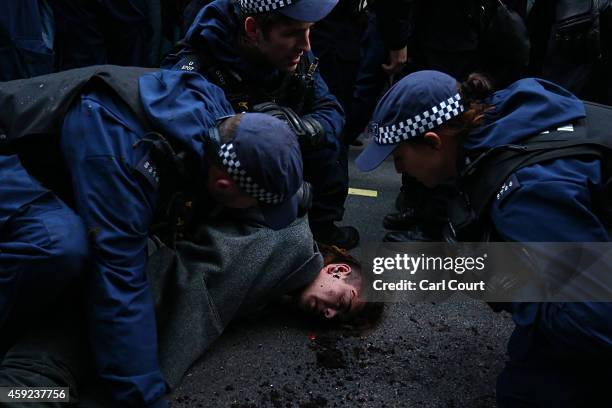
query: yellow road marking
348 187 378 198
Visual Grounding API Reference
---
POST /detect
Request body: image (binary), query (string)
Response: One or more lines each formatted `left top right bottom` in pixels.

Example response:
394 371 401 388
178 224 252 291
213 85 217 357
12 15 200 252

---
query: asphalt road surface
169 145 515 408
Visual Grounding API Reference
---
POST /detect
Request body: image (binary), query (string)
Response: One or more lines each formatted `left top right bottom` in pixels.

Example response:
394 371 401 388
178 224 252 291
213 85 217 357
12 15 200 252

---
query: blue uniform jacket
60 69 234 407
464 78 612 361
162 0 345 152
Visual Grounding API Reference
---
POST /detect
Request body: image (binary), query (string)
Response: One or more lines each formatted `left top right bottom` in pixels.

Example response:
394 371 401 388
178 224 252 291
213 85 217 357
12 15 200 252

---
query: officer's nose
297 31 311 53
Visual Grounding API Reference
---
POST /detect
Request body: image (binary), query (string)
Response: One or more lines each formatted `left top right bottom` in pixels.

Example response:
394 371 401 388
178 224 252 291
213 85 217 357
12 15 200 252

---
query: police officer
162 0 360 249
356 70 612 406
0 68 305 407
309 0 367 115
376 0 531 243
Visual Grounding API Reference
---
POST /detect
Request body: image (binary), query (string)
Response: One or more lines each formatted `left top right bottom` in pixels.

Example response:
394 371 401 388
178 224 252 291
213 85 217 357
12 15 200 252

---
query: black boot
395 186 410 212
382 208 422 230
312 224 360 250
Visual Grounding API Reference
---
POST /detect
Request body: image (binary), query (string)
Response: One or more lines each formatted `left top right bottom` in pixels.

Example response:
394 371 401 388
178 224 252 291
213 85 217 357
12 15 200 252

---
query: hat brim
259 187 301 230
355 140 397 172
278 0 338 22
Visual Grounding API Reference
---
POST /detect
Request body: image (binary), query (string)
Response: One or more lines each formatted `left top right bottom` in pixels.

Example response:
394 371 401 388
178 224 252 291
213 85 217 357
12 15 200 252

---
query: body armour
448 101 612 242
169 45 320 115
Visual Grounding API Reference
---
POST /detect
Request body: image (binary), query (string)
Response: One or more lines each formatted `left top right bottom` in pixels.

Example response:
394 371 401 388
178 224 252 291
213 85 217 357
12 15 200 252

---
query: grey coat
146 216 322 388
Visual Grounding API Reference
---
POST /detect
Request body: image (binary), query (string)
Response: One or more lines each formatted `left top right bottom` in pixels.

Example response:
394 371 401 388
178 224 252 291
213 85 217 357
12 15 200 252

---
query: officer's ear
212 177 233 192
244 16 260 45
422 132 442 151
207 164 235 193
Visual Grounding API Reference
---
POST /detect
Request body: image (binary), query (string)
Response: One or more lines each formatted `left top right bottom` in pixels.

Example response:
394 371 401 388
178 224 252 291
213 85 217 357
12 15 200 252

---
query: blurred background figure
310 0 368 118
50 0 152 70
526 0 612 105
0 0 55 81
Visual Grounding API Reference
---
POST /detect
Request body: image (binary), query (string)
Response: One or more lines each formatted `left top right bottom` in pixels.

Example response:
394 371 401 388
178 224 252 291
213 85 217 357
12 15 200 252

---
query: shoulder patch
136 153 160 189
179 55 200 72
496 174 521 204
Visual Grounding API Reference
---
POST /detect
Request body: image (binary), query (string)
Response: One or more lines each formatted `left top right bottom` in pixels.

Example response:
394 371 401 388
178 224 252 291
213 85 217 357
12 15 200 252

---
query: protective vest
448 101 612 241
0 65 156 206
171 45 319 114
0 65 199 244
0 65 156 145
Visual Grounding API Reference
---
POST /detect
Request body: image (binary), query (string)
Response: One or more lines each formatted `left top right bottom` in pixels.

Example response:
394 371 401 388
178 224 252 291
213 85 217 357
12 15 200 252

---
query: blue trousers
303 145 349 228
0 155 88 339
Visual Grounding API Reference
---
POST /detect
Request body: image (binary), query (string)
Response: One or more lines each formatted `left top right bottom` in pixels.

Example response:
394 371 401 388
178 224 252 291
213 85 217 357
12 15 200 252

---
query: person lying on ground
0 65 306 407
0 215 384 406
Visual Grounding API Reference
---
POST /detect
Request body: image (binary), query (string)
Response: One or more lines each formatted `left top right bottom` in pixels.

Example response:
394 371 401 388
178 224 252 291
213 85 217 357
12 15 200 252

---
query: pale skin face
392 131 461 188
243 17 314 72
298 263 365 320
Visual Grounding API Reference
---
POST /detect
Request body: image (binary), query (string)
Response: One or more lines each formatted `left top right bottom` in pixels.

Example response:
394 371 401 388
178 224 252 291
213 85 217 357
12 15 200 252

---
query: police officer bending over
163 0 360 249
357 70 612 407
0 67 305 407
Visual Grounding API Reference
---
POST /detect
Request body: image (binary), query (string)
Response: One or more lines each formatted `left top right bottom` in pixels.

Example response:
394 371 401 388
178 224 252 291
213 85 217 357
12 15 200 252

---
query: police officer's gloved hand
296 182 313 217
251 102 327 151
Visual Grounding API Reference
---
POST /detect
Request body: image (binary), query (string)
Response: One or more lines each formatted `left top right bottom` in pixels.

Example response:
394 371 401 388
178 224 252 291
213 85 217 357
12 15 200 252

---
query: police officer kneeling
357 70 612 407
163 0 360 249
0 67 305 407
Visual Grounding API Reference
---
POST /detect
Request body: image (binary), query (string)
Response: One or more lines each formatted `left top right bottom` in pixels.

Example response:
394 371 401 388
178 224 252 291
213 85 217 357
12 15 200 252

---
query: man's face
298 264 365 320
254 20 314 72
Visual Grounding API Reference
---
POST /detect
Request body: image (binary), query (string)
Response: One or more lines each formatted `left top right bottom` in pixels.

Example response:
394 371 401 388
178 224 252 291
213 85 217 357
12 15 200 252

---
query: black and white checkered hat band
219 143 284 204
239 0 294 13
374 93 464 145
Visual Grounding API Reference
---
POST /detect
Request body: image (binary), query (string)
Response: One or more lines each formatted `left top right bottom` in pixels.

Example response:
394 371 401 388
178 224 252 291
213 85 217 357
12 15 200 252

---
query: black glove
251 102 327 150
296 181 313 217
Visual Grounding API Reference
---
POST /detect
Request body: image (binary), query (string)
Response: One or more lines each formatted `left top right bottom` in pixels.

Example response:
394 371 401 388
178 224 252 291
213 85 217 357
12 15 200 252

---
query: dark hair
205 113 243 166
460 72 495 104
218 113 243 143
441 72 495 137
318 244 386 331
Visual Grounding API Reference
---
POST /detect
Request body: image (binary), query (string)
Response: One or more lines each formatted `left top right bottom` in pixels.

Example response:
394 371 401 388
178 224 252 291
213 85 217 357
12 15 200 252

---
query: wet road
169 145 515 408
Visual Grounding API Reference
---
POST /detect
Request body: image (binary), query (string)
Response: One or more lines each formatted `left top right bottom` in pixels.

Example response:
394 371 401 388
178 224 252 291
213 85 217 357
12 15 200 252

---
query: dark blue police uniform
464 78 612 407
1 60 305 406
59 70 235 407
357 70 612 407
0 156 87 338
1 69 232 407
162 0 353 244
